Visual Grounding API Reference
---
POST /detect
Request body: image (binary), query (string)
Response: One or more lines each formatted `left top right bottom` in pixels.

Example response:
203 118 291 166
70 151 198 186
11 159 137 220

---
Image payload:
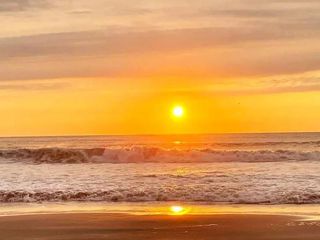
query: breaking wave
0 147 320 163
1 190 320 204
209 140 320 147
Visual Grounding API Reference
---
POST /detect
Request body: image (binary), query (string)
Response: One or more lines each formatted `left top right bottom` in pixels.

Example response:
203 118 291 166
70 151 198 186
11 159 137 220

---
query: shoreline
1 202 320 219
1 203 320 239
0 212 320 240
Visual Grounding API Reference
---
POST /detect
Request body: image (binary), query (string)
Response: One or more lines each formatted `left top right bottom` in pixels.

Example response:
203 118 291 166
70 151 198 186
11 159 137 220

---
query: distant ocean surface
0 133 320 204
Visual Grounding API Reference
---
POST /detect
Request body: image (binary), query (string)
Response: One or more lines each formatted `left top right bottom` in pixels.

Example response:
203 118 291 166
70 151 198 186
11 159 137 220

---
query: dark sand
0 213 319 240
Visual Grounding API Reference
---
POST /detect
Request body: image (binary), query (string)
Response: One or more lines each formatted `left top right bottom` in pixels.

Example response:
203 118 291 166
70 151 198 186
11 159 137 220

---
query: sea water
0 133 319 204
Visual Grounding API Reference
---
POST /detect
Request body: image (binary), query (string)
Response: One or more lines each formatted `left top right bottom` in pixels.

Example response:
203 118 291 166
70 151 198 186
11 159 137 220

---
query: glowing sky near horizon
1 0 320 136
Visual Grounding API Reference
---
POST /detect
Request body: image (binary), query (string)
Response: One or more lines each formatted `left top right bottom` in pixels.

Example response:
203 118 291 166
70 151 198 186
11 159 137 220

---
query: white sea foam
0 161 320 204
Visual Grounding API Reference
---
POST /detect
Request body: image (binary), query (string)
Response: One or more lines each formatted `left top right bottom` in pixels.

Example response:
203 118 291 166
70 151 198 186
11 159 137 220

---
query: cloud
0 21 318 60
68 9 92 15
223 71 320 95
0 80 68 91
0 0 50 12
168 71 320 96
0 0 319 88
0 21 319 82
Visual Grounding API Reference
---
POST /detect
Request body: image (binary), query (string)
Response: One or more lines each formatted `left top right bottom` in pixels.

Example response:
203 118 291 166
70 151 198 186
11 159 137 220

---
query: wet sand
0 213 320 240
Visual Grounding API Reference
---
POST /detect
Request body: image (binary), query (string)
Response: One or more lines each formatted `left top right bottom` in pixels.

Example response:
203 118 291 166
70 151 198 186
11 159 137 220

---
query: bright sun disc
172 106 184 118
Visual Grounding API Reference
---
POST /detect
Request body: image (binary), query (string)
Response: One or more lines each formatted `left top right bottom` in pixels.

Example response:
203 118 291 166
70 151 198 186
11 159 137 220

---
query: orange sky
1 0 320 136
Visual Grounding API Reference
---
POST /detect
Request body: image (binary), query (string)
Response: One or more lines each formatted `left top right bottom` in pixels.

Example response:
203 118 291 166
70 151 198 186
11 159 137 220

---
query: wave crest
0 147 319 163
0 148 104 163
1 190 320 204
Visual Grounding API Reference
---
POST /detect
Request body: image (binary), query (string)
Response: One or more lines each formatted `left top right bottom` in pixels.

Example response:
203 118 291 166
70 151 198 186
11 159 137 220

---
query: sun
172 105 184 118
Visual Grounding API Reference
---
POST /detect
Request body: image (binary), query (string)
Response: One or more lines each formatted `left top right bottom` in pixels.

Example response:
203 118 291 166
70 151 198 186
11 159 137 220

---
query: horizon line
0 131 320 139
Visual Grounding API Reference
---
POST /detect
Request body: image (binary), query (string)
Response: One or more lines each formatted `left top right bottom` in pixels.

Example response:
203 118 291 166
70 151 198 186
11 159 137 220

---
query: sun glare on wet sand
170 205 189 215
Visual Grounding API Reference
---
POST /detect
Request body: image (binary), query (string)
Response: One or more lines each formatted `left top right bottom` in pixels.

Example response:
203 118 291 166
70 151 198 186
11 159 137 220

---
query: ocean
0 133 319 204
